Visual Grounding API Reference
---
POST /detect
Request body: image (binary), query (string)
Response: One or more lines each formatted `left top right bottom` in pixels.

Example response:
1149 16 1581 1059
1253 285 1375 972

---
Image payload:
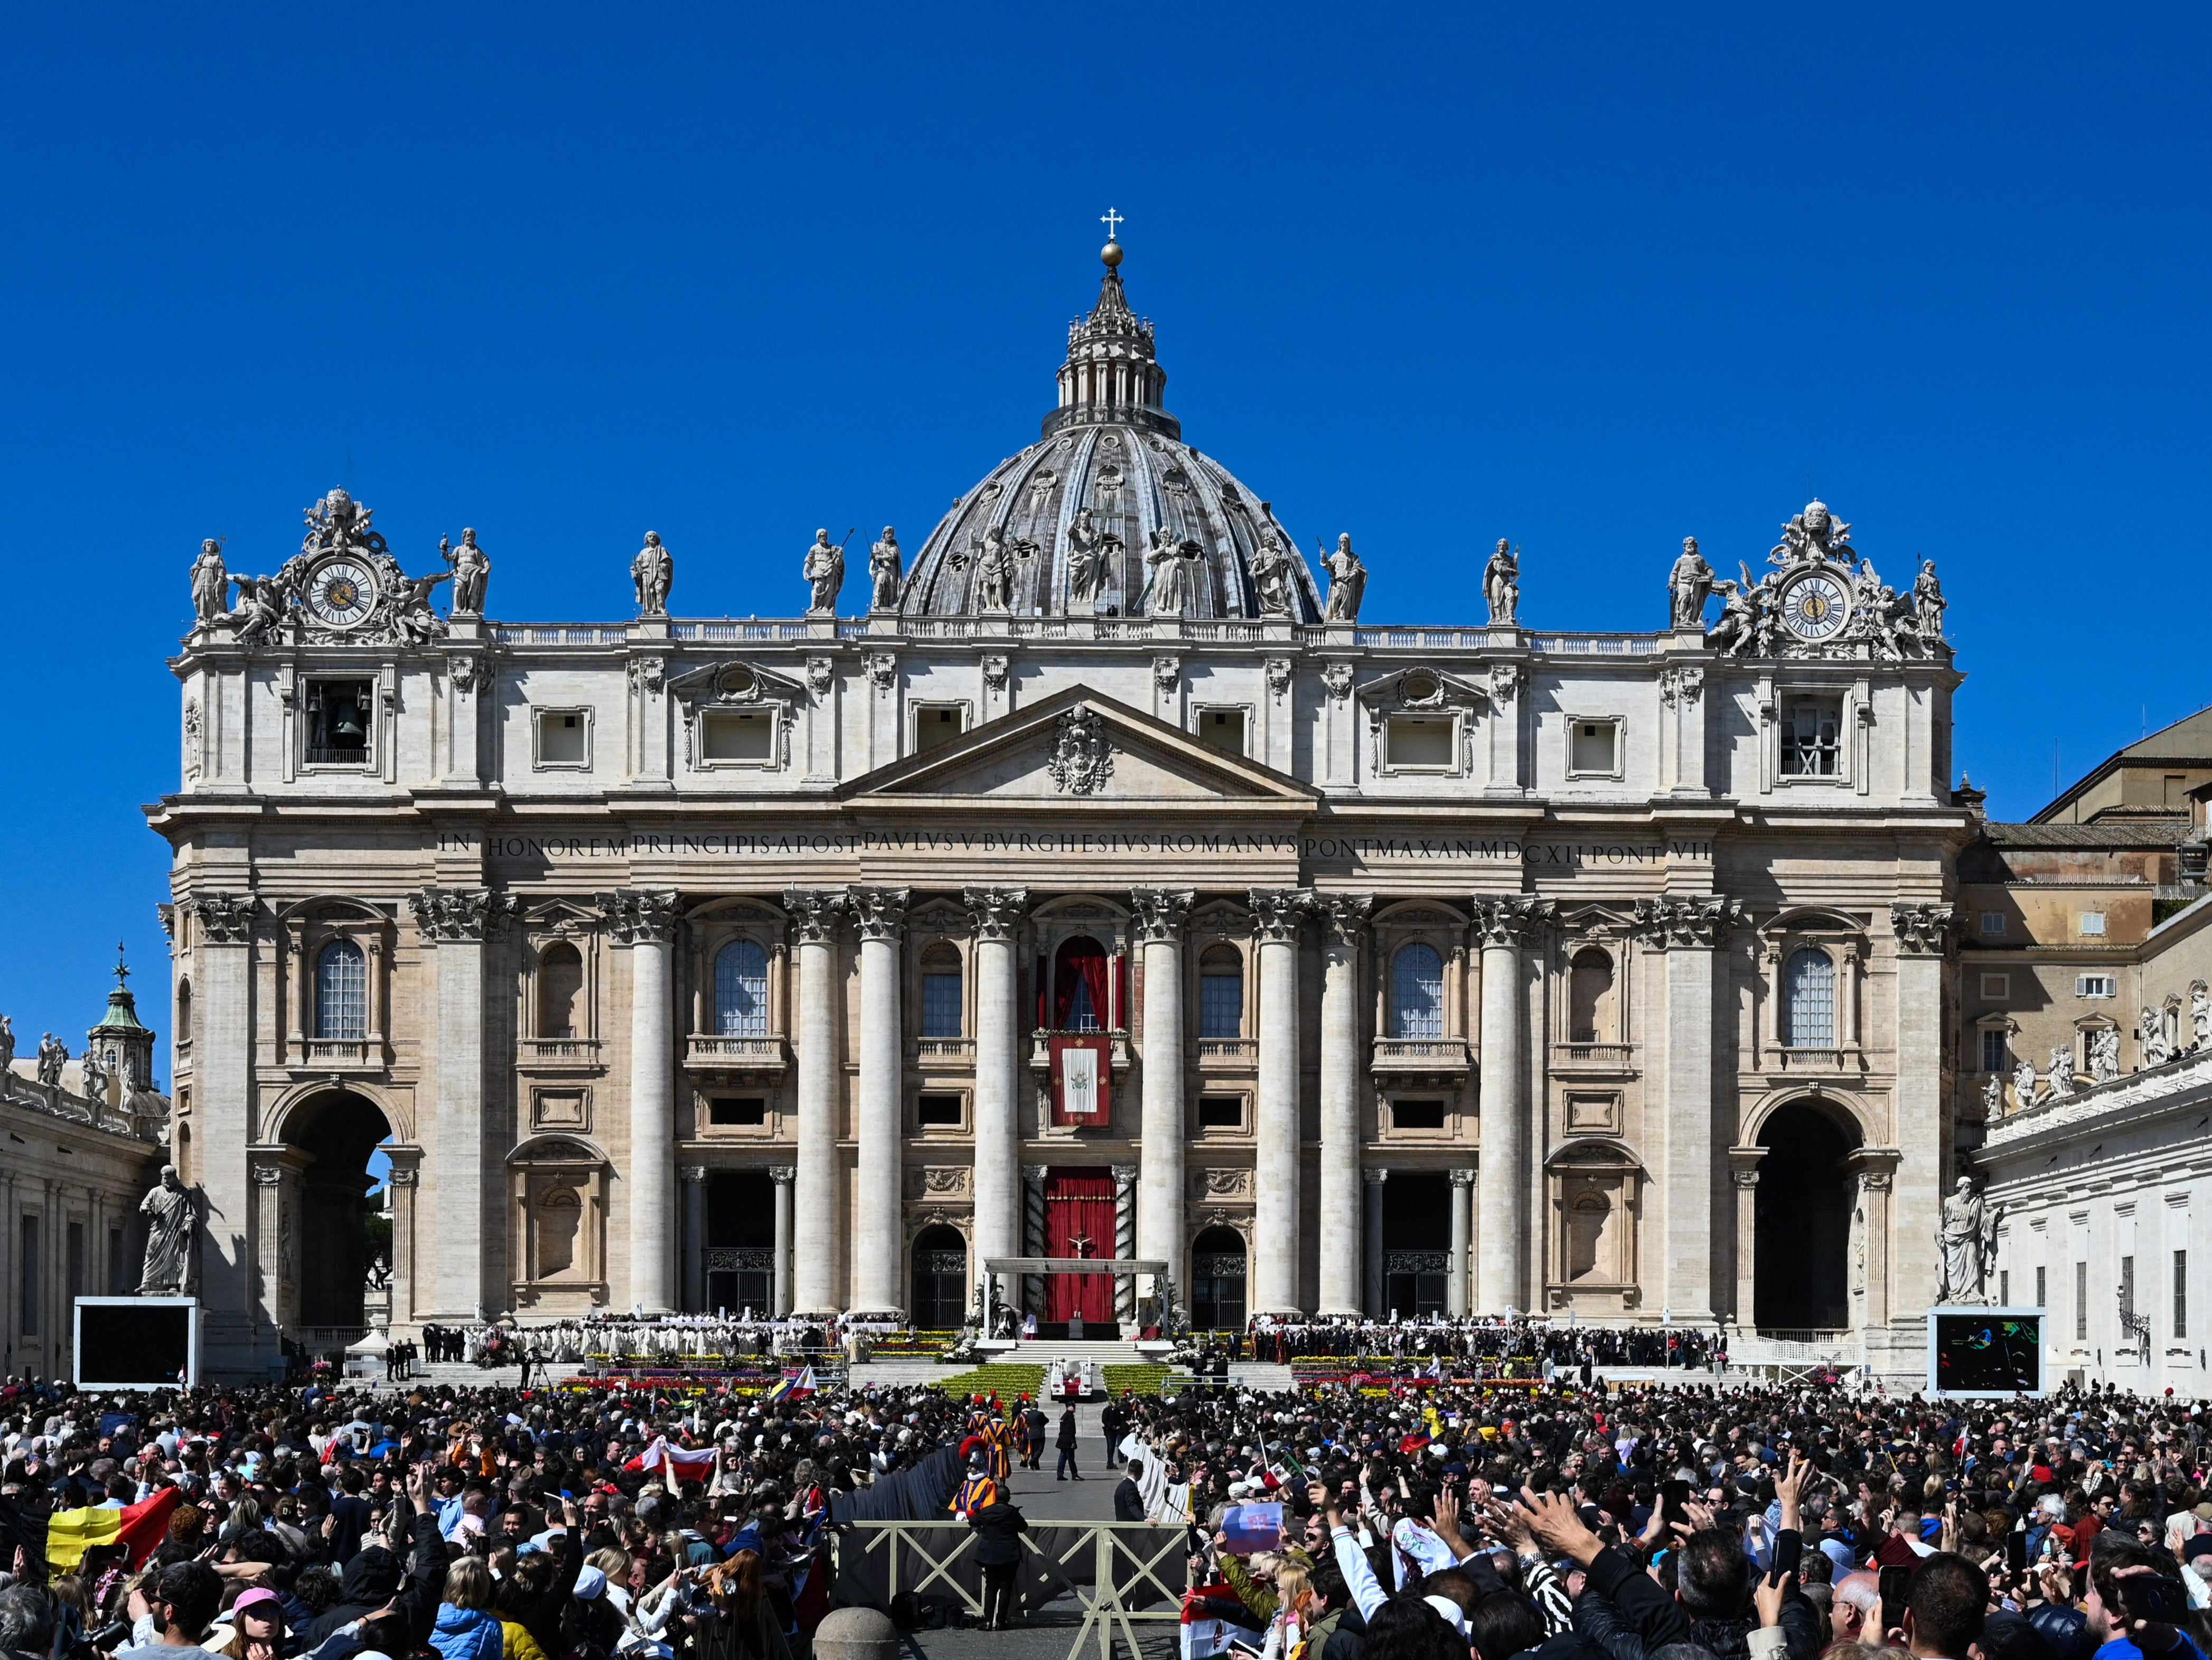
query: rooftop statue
1321 534 1367 623
79 1045 108 1103
868 527 902 612
1249 531 1294 617
2089 1025 2121 1082
1483 539 1521 626
0 1015 12 1072
190 538 229 624
1063 509 1120 611
1141 526 1199 617
1769 498 1856 569
1668 536 1714 629
632 531 674 617
802 529 849 615
1914 559 1946 644
442 528 491 616
36 1033 65 1089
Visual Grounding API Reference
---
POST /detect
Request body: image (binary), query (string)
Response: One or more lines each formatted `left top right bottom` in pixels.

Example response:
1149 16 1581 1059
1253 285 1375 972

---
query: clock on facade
304 558 378 629
1778 571 1850 641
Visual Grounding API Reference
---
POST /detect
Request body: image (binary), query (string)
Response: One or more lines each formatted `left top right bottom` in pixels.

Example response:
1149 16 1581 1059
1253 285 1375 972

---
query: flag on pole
46 1486 181 1571
1180 1582 1263 1660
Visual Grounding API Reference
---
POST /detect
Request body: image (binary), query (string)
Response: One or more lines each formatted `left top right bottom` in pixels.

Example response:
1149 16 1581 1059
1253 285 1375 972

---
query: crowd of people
1240 1318 1727 1374
0 1346 2201 1660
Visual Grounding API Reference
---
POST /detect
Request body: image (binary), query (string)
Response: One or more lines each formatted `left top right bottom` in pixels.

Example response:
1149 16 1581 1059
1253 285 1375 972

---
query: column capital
1726 1144 1765 1183
189 890 257 945
1314 892 1374 946
1630 895 1740 950
849 885 910 942
781 888 846 944
768 1165 796 1186
962 886 1029 941
679 1165 708 1185
594 888 679 945
1363 1166 1390 1186
1021 1164 1048 1190
1448 1167 1476 1188
1110 1164 1139 1186
1247 887 1314 943
1472 895 1555 948
1889 902 1958 958
1128 888 1194 942
411 887 521 943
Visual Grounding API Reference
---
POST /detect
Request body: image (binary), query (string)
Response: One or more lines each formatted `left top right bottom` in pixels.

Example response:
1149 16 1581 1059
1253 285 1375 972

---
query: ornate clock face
305 558 377 627
1779 572 1850 641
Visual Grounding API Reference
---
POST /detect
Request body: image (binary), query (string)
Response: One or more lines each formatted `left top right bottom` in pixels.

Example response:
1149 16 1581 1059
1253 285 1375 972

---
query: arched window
1391 943 1445 1040
1568 948 1614 1045
176 980 193 1048
714 941 770 1037
1053 935 1109 1033
534 1186 583 1279
1198 944 1243 1040
315 940 367 1040
539 943 584 1039
920 944 963 1038
1782 948 1836 1047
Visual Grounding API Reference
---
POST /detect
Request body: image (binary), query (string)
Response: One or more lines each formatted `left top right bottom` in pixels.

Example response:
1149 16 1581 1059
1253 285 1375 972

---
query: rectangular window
1980 1028 2011 1074
1979 973 2010 1001
1568 719 1619 776
1779 697 1843 776
916 1094 963 1127
535 708 589 768
1197 709 1246 756
1391 1100 1446 1131
2077 975 2116 999
707 1097 766 1127
2178 1249 2190 1340
921 973 963 1038
1385 715 1454 769
700 709 774 763
18 1217 38 1337
2000 1270 2010 1306
1198 973 1243 1039
2079 912 2107 937
2121 1254 2136 1323
913 706 965 753
1197 1096 1243 1129
1979 912 2007 936
67 1223 83 1303
303 679 373 767
2076 1260 2089 1341
2036 1264 2046 1308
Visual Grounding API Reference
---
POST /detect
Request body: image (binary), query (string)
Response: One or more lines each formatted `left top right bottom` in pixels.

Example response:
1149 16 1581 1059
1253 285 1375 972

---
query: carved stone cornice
1314 892 1374 946
1472 896 1555 948
963 886 1029 942
1128 888 1194 944
1631 895 1741 950
781 888 846 945
595 889 679 945
849 886 910 942
408 887 520 943
1246 888 1313 943
1890 903 1957 958
191 892 256 946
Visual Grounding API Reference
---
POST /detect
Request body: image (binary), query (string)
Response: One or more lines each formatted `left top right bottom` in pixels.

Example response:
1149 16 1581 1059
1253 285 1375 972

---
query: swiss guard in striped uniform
950 1450 1000 1517
978 1405 1014 1484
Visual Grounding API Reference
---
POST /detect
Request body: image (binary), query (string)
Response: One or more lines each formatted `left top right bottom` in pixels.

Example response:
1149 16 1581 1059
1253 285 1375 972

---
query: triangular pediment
845 686 1316 805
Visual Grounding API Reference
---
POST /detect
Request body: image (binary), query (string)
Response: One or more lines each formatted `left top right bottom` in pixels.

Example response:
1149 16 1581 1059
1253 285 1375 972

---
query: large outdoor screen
74 1298 196 1389
1928 1307 2043 1396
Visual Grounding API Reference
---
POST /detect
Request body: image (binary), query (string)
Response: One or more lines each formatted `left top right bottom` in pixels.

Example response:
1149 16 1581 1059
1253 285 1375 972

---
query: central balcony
683 1035 789 1078
1371 1037 1472 1078
1027 1029 1133 1075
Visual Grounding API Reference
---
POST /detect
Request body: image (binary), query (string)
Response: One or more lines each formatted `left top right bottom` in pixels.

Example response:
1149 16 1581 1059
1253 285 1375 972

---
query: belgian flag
44 1486 182 1571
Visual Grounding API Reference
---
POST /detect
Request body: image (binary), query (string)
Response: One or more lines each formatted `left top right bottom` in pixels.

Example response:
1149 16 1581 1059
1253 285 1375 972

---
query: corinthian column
783 889 845 1317
849 886 909 1319
1130 889 1193 1294
1474 896 1553 1314
1250 888 1312 1316
1315 894 1372 1317
966 887 1027 1302
411 886 520 1320
770 1165 795 1316
596 888 679 1312
1448 1168 1475 1315
1633 895 1738 1324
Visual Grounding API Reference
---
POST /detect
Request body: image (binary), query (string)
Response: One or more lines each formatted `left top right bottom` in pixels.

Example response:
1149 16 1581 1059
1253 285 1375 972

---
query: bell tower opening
280 1091 392 1337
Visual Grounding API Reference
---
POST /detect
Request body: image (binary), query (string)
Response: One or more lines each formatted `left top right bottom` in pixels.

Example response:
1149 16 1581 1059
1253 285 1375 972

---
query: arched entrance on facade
910 1226 969 1330
1191 1226 1247 1331
1753 1102 1859 1330
270 1090 391 1340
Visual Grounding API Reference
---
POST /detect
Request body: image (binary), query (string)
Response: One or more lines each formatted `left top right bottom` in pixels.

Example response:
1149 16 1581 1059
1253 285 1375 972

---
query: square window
913 706 965 753
1779 696 1843 777
1197 1096 1243 1129
2077 974 2116 999
1979 973 2010 1001
1569 719 1619 776
700 709 774 763
1980 1028 2011 1074
536 708 589 768
1197 709 1246 756
1391 1099 1446 1131
1979 912 2007 936
917 1094 963 1127
2078 912 2107 937
303 679 373 766
1386 716 1454 769
708 1097 766 1127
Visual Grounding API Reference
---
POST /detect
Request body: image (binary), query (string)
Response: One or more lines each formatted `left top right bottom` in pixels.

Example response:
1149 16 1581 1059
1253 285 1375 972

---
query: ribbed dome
900 252 1323 623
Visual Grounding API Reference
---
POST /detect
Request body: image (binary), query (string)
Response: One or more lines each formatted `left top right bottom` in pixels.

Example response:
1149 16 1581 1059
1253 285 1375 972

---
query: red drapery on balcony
1053 936 1110 1031
1042 1167 1116 1325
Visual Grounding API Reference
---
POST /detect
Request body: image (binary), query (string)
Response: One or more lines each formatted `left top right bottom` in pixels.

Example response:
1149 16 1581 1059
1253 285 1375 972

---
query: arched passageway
280 1091 392 1336
1754 1103 1859 1330
1191 1226 1247 1331
910 1226 968 1330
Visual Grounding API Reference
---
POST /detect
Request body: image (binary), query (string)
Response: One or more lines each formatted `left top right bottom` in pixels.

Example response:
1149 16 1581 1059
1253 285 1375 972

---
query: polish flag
625 1436 717 1478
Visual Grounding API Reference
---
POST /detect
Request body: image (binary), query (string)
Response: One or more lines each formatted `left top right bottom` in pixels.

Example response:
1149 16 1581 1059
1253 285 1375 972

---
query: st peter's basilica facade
155 241 1967 1378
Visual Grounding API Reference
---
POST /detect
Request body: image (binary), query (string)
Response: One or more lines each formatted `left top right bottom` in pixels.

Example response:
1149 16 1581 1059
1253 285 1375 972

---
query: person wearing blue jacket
428 1560 503 1660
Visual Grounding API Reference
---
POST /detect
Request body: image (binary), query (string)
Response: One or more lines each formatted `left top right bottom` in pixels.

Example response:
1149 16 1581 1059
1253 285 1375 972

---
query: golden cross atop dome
1100 208 1125 268
1100 207 1123 240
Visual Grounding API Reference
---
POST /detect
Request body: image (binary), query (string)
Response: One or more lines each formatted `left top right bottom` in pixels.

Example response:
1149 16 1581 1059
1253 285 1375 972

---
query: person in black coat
1113 1460 1147 1522
968 1501 1029 1629
1056 1406 1082 1481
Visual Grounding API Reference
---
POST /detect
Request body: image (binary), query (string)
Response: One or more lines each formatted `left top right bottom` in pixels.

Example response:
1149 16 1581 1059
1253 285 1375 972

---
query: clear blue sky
3 5 2207 1077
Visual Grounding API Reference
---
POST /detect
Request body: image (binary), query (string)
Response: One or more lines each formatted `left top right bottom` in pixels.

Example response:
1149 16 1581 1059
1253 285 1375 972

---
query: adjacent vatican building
154 240 1977 1380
